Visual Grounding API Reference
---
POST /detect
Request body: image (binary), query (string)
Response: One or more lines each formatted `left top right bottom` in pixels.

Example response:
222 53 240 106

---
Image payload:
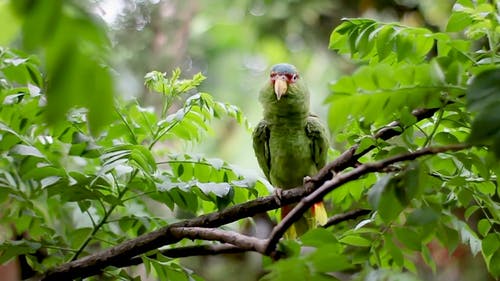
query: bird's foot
273 187 283 206
303 176 313 185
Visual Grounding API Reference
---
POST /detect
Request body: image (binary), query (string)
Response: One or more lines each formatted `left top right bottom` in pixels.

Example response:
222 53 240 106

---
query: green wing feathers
252 120 271 180
305 115 329 227
305 115 329 170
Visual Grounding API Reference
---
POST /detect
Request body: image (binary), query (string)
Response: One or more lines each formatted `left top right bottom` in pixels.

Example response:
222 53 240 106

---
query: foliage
4 0 114 132
0 1 500 281
0 45 264 279
313 0 499 280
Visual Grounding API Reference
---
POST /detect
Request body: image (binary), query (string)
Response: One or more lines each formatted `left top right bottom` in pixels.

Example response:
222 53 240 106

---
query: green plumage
253 63 329 237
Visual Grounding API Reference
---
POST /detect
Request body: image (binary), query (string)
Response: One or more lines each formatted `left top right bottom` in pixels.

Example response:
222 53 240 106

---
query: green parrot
253 63 329 238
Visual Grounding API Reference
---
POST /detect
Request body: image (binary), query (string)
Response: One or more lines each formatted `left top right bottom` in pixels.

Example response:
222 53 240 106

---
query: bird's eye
291 74 298 81
270 72 277 78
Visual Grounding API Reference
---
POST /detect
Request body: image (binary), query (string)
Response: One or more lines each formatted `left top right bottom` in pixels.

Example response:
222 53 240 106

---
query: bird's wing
252 120 271 180
305 115 329 170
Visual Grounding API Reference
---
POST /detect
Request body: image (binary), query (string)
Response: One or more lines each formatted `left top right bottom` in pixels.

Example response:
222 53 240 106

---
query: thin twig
265 143 470 256
322 209 371 228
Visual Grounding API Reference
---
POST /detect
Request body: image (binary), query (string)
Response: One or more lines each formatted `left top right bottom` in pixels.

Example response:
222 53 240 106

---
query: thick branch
265 143 470 255
30 187 310 280
29 107 441 281
122 244 247 267
120 209 370 268
170 227 267 254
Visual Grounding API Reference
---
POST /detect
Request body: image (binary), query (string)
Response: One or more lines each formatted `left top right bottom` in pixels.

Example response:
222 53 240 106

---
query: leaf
327 63 443 132
467 69 500 157
300 228 339 247
467 69 500 112
477 219 491 237
339 234 371 247
308 244 353 272
329 18 434 63
451 218 481 255
0 240 42 264
368 175 404 223
446 11 474 32
489 250 500 279
196 182 231 197
384 234 404 267
465 205 480 220
406 208 439 226
10 144 45 158
261 258 310 281
394 227 422 251
69 227 93 248
482 233 500 257
22 166 65 181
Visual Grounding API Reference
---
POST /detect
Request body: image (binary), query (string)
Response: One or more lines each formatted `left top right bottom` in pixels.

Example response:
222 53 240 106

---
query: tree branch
122 244 247 267
322 209 371 228
169 227 267 254
30 187 309 280
265 143 470 255
311 107 439 183
28 107 444 281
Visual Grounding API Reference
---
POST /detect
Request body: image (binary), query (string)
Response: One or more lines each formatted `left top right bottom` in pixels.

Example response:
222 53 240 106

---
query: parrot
252 63 329 238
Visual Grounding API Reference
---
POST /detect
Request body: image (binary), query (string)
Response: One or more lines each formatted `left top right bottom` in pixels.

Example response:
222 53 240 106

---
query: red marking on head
270 72 299 85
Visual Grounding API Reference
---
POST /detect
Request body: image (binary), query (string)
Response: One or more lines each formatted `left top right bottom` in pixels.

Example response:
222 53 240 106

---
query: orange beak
274 76 288 100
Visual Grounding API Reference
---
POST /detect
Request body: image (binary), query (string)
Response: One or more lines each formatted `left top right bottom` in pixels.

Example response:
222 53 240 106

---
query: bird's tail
311 201 328 226
281 201 327 239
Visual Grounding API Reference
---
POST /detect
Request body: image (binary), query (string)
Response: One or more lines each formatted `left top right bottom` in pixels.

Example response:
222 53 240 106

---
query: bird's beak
274 76 288 101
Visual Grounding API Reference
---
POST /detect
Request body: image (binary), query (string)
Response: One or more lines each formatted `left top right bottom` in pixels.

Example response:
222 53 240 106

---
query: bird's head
269 63 300 101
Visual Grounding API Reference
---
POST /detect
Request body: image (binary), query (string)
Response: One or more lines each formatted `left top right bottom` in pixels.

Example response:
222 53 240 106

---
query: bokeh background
86 2 460 279
92 0 453 170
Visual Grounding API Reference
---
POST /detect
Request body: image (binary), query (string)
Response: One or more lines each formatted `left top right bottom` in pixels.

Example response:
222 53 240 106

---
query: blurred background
89 2 457 279
91 0 454 172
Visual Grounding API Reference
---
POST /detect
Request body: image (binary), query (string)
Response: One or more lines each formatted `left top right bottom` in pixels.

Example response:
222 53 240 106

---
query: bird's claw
303 176 313 185
273 188 283 205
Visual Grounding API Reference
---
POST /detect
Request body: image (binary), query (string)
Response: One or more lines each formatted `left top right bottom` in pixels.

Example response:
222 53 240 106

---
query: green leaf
196 182 231 197
406 208 439 226
10 144 44 158
308 244 353 272
434 132 459 145
446 11 474 32
384 234 404 267
262 258 310 281
327 62 443 132
489 250 500 279
482 233 500 258
300 228 339 247
339 234 371 247
477 219 491 237
464 205 480 220
421 245 437 273
69 227 93 248
467 69 500 157
368 175 404 223
467 69 500 112
0 240 42 264
394 227 422 251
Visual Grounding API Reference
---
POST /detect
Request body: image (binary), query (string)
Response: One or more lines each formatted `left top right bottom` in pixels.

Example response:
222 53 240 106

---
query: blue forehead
270 63 297 74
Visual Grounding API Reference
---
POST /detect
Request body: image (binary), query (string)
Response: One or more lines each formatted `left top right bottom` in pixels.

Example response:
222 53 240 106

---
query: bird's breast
268 125 317 188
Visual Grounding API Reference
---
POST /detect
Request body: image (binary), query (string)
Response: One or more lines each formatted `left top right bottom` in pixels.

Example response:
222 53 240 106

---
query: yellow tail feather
312 202 328 226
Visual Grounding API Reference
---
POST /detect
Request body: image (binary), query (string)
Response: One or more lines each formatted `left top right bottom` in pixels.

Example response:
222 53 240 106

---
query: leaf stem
423 107 444 147
69 170 139 261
